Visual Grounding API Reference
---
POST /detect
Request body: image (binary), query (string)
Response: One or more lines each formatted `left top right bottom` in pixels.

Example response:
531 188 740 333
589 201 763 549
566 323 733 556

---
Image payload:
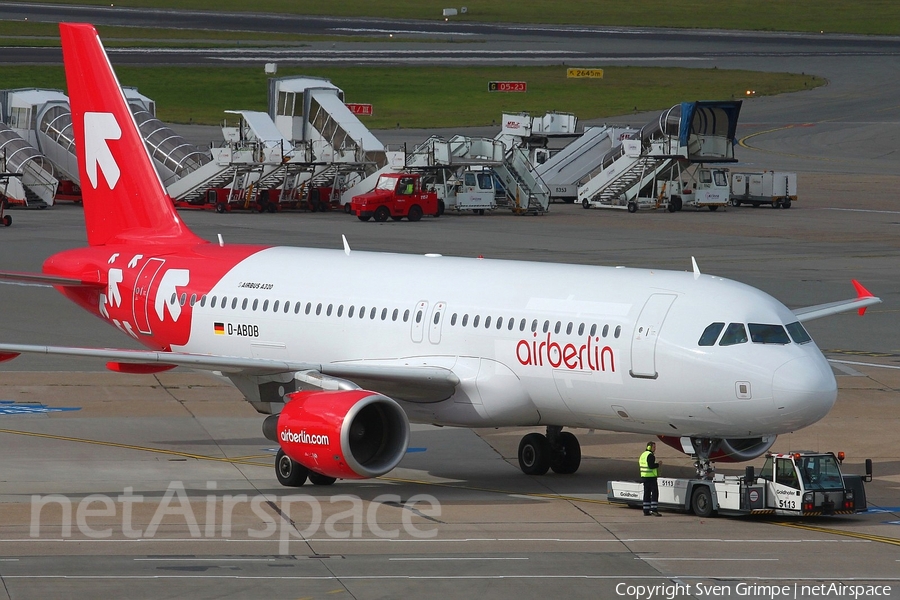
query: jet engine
657 435 777 462
273 389 409 479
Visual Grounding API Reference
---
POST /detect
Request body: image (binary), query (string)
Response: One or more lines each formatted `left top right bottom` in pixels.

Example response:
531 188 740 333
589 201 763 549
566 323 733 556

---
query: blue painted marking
884 521 900 525
263 447 279 454
406 447 427 453
0 401 80 415
866 507 900 514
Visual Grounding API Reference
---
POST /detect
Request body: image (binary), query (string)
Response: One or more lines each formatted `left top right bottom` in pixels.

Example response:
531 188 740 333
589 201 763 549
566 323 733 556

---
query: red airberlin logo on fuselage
516 332 616 372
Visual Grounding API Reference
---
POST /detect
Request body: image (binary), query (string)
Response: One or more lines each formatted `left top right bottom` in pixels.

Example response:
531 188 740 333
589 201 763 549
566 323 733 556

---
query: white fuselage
176 247 836 438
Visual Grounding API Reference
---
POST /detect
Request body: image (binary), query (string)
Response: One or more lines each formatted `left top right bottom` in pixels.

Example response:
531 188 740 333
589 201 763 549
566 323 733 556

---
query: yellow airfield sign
567 68 604 79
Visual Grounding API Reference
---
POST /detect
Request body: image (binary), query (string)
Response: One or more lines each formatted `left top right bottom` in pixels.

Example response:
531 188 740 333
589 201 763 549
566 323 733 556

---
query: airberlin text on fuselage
517 332 615 372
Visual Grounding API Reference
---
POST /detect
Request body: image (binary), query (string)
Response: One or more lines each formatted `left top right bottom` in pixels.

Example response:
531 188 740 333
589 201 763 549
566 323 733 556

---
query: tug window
698 322 725 346
749 323 790 345
719 323 748 346
786 321 812 344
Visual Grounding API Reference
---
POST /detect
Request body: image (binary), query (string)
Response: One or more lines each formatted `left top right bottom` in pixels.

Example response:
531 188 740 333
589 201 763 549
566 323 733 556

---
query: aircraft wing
0 343 459 403
793 280 882 322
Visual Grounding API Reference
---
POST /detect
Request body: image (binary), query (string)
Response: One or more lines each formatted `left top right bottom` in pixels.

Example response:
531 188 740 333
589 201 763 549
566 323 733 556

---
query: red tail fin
60 23 203 246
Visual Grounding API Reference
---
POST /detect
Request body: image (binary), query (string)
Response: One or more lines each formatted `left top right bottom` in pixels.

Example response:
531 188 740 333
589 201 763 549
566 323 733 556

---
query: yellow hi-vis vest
639 450 658 478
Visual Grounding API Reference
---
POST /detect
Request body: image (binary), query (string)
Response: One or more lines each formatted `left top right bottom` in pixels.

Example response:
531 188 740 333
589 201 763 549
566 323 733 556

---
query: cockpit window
786 321 812 344
698 322 725 346
748 323 791 345
719 323 748 346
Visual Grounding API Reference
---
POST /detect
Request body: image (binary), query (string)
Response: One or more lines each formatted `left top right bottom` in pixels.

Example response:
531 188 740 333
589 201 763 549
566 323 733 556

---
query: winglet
691 256 701 280
342 234 351 256
852 279 874 315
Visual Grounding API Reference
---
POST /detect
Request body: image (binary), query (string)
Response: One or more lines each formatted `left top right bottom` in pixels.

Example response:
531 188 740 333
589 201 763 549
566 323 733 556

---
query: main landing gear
275 449 337 487
517 426 582 475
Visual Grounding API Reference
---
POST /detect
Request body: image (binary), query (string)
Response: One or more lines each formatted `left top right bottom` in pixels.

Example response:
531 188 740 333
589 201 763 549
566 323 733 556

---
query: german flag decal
214 322 225 335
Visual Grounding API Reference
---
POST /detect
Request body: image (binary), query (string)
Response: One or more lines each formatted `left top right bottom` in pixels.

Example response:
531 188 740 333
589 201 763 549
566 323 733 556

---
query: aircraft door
132 257 165 335
411 300 428 343
630 293 677 379
428 301 446 344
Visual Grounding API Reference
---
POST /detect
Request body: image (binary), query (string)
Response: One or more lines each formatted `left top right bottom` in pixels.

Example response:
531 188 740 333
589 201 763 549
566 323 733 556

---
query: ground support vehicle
440 167 497 214
608 452 872 517
54 180 82 204
730 171 797 208
351 172 441 222
0 171 19 226
658 166 730 212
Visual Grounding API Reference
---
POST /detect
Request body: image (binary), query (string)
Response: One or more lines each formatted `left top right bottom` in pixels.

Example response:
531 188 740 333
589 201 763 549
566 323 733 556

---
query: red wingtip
851 279 873 315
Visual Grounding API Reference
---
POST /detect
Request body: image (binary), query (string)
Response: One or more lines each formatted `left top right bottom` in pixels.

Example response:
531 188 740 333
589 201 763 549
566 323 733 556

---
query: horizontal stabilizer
0 271 104 288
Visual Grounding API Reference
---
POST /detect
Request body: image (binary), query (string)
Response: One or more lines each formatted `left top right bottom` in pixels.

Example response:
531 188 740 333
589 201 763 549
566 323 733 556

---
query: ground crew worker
639 441 662 516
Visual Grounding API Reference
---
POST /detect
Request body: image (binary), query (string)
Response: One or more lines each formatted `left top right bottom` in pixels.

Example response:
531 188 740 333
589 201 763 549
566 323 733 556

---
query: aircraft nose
772 355 837 428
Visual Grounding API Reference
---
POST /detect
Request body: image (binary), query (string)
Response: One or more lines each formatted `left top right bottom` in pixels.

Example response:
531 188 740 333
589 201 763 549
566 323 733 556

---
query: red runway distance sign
345 103 373 116
488 81 527 93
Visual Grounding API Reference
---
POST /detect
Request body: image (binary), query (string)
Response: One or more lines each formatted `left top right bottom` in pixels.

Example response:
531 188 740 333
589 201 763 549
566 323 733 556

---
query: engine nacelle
657 435 777 463
277 389 409 479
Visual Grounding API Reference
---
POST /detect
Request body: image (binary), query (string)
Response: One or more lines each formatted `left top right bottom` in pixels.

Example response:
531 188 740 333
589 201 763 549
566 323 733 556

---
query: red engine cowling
657 435 776 462
277 389 409 479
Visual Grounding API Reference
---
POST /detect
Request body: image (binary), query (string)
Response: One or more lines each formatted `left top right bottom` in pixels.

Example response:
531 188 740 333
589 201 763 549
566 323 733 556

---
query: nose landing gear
517 426 582 475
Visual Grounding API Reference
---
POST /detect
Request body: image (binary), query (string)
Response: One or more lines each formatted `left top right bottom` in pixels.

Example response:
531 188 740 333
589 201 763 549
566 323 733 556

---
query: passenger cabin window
786 321 812 344
698 322 725 346
749 323 790 344
719 323 748 346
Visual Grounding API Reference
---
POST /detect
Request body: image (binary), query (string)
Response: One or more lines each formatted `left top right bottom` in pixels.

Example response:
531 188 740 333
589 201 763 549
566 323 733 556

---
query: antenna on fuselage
342 234 351 256
691 256 701 280
217 234 224 247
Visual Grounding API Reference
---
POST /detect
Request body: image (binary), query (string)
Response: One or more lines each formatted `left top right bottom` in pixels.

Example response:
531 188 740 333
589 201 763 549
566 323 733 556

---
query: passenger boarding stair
578 101 742 211
0 122 58 207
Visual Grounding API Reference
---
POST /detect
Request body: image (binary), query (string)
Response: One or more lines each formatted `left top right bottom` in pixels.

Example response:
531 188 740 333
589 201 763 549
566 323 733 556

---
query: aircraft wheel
308 471 337 486
550 432 581 475
374 206 390 222
692 486 715 518
275 449 308 487
408 205 423 222
518 433 551 475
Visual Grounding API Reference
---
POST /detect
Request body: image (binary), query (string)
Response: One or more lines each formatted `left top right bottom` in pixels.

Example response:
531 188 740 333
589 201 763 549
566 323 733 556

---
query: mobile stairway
578 101 742 212
0 122 58 208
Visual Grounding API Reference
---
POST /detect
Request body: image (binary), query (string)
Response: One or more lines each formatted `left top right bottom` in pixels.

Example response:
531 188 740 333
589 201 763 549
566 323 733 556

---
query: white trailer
608 452 871 517
730 171 797 208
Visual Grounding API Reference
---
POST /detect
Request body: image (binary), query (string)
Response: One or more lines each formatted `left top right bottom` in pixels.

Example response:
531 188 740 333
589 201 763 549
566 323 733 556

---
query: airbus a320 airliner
0 24 881 486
